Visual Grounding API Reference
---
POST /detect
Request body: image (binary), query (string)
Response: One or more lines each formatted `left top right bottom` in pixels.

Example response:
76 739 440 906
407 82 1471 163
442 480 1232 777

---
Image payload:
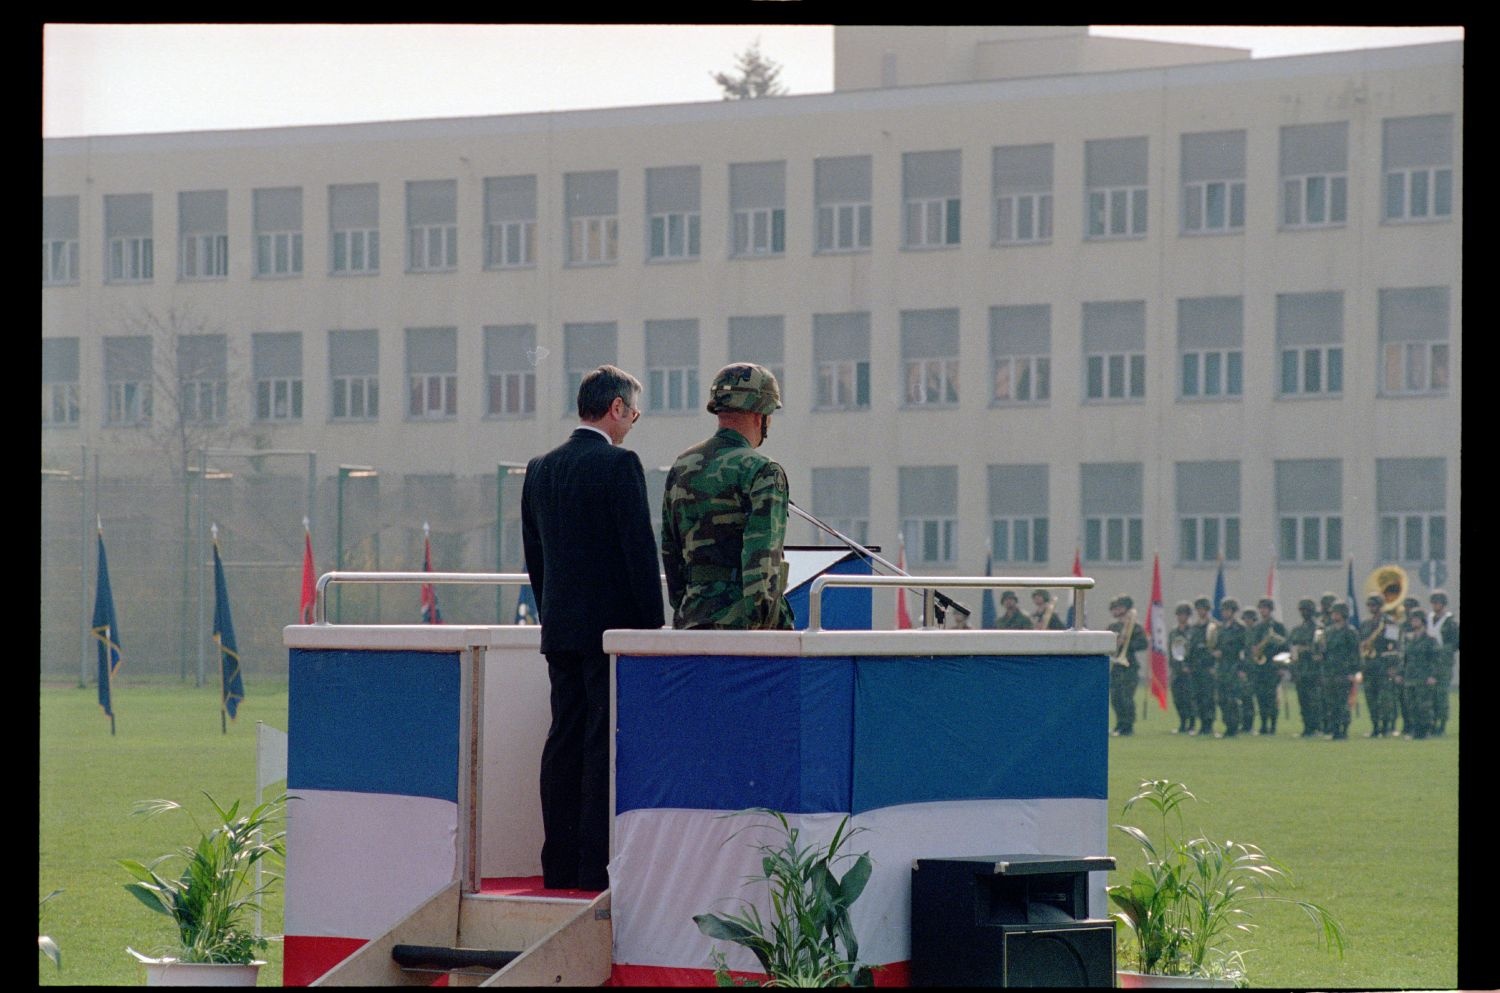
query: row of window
41 114 1455 286
41 285 1451 428
806 459 1447 568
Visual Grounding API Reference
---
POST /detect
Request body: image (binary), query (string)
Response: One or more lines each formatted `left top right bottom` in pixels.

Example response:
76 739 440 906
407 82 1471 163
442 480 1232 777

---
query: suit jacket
521 428 666 655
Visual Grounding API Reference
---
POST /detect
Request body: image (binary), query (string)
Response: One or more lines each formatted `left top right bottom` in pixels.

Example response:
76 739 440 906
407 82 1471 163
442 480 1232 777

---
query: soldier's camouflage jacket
661 427 794 630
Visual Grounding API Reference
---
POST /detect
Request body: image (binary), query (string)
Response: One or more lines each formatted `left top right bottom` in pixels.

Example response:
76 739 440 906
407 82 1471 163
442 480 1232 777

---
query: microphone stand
788 502 972 626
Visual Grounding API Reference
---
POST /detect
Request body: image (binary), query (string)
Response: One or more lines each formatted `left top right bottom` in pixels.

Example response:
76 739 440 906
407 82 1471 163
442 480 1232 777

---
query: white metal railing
806 574 1096 633
313 571 534 625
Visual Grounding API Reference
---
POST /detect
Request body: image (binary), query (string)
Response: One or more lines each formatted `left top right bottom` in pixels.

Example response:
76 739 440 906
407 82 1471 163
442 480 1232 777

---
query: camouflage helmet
1174 601 1193 615
1320 591 1338 606
1193 596 1213 611
1220 597 1240 613
1110 594 1133 610
1298 597 1317 612
707 363 782 415
1032 588 1054 603
1001 589 1019 603
1330 601 1351 618
1430 589 1449 606
1257 597 1276 611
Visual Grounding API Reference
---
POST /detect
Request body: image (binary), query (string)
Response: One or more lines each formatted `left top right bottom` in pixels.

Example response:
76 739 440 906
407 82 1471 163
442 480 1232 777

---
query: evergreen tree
711 38 787 100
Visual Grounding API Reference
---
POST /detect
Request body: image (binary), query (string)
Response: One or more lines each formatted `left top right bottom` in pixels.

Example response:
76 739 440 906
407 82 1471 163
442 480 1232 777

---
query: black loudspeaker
910 854 1117 987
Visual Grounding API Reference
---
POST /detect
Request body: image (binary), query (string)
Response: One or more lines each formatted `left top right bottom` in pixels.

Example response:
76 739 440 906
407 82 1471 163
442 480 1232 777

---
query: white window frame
1182 180 1245 234
1281 173 1348 228
991 354 1050 405
904 196 960 248
903 517 958 565
1180 349 1243 399
815 360 870 410
1385 167 1453 222
1278 513 1342 564
107 380 152 426
43 239 80 285
332 227 379 274
408 372 458 419
1379 512 1446 564
1086 352 1146 401
331 375 379 421
569 215 618 264
255 230 302 277
648 211 700 261
1380 341 1449 397
1087 186 1147 239
180 233 228 280
1084 515 1144 564
904 357 959 407
817 202 872 253
732 207 785 257
485 220 535 269
994 193 1052 245
180 379 227 424
408 223 458 272
818 517 869 547
43 383 80 426
1279 346 1344 398
256 376 303 421
648 366 700 412
108 236 154 283
487 370 536 416
991 515 1048 564
1178 514 1241 564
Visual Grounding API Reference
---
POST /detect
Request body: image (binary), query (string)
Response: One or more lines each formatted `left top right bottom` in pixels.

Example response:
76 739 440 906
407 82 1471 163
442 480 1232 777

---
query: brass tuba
1364 564 1409 622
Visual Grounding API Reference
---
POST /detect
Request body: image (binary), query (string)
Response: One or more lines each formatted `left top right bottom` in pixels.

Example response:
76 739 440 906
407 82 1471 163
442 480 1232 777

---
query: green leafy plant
1107 779 1346 984
118 791 287 964
693 808 874 987
39 888 63 970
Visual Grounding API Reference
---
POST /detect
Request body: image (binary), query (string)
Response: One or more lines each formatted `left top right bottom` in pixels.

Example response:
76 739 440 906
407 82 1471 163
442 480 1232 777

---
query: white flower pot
128 948 264 986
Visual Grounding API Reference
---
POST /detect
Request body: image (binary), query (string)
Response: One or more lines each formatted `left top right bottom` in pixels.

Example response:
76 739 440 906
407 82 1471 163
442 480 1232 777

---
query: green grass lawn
40 680 1457 987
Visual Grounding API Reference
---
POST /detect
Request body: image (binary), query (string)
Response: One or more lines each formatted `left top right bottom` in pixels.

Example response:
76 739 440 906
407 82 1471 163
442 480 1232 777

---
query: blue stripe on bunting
615 655 854 815
850 655 1109 813
288 649 461 802
614 652 1108 816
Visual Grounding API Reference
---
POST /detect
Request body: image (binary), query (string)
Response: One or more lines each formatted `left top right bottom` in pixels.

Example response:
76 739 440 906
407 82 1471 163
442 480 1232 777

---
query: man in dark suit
521 365 665 891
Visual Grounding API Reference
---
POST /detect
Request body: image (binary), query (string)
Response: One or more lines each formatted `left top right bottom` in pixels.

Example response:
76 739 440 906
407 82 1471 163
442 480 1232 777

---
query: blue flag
1346 558 1361 627
92 531 123 719
1212 557 1226 613
980 551 997 629
515 584 538 625
213 538 246 720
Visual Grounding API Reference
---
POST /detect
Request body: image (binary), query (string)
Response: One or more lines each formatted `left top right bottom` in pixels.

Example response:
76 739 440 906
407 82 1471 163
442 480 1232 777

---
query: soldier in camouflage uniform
1108 594 1148 736
1168 601 1196 734
1248 597 1287 735
1428 591 1459 736
1238 607 1260 733
1321 601 1361 740
1032 589 1067 630
1286 598 1323 737
661 363 795 630
1187 597 1218 736
1366 596 1403 737
998 590 1032 630
1211 598 1246 738
1401 607 1440 739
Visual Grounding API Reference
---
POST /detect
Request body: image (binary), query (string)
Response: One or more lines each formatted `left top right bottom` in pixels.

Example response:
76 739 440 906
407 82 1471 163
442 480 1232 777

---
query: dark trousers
1252 667 1279 729
1110 666 1138 731
539 651 611 891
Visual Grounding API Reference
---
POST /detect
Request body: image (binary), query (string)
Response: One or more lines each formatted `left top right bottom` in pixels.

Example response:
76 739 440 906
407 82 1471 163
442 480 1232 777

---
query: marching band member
1108 594 1147 737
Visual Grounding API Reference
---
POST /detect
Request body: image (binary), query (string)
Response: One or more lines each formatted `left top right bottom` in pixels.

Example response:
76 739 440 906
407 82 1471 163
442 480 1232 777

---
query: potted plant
1107 780 1346 988
119 791 287 986
693 808 875 987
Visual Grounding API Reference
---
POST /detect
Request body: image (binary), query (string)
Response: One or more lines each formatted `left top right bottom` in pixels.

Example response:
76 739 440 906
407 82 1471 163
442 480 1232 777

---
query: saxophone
1113 611 1137 666
1250 624 1283 665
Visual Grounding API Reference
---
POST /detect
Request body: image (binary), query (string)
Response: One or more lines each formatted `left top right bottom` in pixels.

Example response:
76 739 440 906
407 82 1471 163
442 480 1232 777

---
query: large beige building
41 27 1461 669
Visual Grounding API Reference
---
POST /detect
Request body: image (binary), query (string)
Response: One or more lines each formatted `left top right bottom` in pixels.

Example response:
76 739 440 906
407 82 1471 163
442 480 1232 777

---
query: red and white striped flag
1147 553 1168 709
420 523 443 624
895 533 912 630
298 518 316 625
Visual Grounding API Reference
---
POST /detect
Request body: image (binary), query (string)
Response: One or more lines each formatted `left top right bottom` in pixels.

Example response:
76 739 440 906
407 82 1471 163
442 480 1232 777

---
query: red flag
1066 546 1084 627
420 527 443 624
1147 553 1168 709
298 521 316 625
895 533 912 630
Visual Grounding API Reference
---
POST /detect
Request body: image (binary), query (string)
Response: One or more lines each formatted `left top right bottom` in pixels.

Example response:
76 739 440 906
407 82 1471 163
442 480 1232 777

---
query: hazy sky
42 24 1464 138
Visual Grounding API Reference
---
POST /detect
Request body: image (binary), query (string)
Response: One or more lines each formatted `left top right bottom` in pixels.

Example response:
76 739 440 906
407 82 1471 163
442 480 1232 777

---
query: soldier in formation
1188 597 1219 737
1108 594 1148 737
1427 591 1459 736
1211 598 1247 738
1032 589 1067 630
1247 598 1287 735
997 590 1033 630
1168 602 1196 734
1286 598 1324 737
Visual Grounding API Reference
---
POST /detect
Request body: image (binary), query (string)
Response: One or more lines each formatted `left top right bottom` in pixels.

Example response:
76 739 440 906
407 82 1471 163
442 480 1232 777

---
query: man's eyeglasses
618 398 640 423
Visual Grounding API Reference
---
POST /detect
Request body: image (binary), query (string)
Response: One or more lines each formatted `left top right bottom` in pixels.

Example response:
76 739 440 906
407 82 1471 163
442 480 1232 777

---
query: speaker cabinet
911 854 1117 987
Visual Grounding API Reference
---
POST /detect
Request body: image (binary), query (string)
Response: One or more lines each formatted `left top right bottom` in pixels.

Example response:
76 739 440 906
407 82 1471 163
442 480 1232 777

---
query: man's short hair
577 365 642 420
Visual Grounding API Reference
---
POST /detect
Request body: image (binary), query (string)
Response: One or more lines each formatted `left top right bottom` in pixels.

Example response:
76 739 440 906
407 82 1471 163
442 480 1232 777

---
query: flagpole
214 524 227 734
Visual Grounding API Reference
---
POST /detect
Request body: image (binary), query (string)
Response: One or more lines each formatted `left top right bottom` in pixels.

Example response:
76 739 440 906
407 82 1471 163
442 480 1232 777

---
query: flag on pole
1065 547 1084 627
514 583 538 625
895 533 913 630
298 518 316 625
420 523 443 624
1266 560 1280 623
1213 556 1227 613
213 528 246 722
1147 553 1168 710
91 525 123 722
980 547 997 630
1346 557 1361 627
